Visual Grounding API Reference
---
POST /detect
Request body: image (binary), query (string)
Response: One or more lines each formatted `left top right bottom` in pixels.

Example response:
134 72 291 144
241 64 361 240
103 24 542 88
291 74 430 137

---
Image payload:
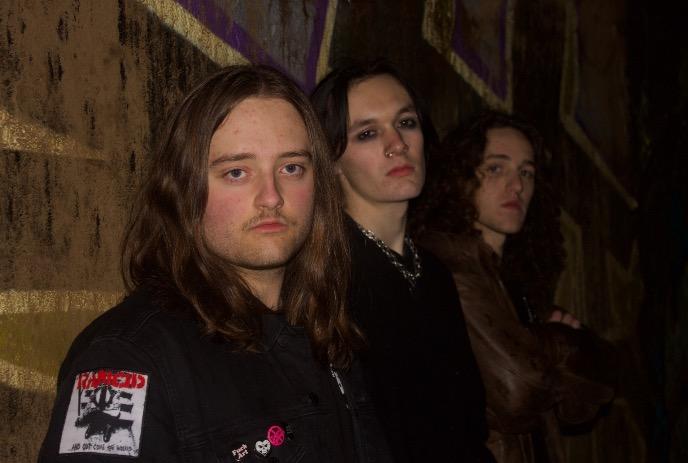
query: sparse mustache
243 212 292 230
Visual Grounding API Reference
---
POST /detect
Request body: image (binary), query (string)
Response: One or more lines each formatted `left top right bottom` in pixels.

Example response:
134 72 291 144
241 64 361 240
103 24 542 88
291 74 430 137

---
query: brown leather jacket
422 232 616 463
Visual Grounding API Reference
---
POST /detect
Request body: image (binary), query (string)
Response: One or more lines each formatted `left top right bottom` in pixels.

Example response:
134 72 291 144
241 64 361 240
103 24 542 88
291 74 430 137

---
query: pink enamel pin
267 424 286 446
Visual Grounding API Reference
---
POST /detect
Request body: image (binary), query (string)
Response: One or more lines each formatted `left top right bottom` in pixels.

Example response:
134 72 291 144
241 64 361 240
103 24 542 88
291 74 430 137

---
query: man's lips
386 165 415 177
249 219 287 233
501 200 522 211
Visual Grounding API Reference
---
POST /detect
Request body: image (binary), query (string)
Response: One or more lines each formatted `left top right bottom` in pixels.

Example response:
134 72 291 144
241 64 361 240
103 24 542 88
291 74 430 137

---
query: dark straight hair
311 59 438 161
122 65 361 368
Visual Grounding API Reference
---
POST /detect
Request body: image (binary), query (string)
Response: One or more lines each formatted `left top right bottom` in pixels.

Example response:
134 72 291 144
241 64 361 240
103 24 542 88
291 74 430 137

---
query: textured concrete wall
1 0 679 461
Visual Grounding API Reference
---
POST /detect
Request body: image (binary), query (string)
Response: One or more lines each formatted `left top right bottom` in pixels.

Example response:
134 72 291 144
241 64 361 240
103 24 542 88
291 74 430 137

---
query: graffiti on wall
423 0 514 111
559 0 637 210
555 209 587 322
142 0 338 90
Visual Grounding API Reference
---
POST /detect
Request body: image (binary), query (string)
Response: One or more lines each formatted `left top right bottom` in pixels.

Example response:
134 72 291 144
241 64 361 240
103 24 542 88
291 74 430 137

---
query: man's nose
383 129 409 158
507 171 524 193
255 174 284 210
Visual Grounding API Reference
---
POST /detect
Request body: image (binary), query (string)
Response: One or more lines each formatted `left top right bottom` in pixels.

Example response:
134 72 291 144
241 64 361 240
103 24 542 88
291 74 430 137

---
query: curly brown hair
415 111 565 313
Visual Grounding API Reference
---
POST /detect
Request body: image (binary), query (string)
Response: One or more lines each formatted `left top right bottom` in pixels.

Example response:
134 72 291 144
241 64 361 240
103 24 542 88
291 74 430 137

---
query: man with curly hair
417 111 617 463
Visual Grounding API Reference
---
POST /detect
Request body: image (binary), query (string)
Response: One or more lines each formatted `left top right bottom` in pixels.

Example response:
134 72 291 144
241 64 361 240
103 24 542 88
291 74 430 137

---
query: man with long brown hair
39 65 392 462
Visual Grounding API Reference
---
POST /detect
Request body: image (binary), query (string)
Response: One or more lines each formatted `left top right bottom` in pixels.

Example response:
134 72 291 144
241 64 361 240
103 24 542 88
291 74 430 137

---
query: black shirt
346 217 494 462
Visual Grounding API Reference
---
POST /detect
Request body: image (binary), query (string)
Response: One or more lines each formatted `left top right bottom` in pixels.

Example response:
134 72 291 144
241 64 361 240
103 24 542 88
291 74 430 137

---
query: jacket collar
260 312 288 351
260 312 307 351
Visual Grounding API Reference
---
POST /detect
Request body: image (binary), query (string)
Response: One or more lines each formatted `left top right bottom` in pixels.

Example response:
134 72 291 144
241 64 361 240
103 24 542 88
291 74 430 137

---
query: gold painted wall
1 1 221 460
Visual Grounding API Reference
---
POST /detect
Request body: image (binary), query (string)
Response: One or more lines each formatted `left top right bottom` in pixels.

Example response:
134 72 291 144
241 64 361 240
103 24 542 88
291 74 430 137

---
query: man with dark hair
312 61 494 462
418 111 617 463
39 65 392 462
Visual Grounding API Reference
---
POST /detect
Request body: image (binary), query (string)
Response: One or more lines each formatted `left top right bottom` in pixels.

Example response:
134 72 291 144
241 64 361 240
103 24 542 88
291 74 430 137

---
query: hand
547 309 581 329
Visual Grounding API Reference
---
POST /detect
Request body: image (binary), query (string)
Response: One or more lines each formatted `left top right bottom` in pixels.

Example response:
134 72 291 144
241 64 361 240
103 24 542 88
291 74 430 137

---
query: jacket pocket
212 403 325 463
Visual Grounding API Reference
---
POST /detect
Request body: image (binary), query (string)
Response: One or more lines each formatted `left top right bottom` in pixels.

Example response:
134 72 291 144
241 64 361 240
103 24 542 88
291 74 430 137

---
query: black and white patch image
59 369 149 457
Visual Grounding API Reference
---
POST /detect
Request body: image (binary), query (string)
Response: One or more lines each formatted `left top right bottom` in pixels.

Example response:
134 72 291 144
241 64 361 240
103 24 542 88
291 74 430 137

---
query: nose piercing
385 141 408 158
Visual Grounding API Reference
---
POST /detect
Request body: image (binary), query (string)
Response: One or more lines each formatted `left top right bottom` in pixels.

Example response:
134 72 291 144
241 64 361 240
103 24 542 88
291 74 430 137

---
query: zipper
329 366 364 462
330 367 346 399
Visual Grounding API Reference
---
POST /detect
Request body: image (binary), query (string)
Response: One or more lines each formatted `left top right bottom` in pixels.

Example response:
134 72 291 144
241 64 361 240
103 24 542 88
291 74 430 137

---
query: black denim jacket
38 289 392 463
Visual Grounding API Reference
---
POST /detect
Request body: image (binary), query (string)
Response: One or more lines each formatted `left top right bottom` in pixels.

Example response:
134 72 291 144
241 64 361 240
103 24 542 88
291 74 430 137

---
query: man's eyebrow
209 153 254 168
397 104 417 116
483 153 536 167
348 104 417 132
279 150 312 160
483 153 511 162
209 150 312 168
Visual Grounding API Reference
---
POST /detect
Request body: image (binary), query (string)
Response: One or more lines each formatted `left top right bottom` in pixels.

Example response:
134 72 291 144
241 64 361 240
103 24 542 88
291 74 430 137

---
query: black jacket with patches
38 289 392 463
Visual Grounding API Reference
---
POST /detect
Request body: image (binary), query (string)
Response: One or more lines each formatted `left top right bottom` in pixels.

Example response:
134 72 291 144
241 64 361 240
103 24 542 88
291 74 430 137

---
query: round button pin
267 425 286 446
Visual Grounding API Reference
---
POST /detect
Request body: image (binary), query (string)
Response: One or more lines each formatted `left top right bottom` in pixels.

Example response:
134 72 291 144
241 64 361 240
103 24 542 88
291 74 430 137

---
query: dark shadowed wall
1 1 684 462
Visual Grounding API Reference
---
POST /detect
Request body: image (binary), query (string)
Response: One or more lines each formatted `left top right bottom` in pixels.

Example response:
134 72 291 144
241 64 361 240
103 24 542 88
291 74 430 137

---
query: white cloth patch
59 369 149 457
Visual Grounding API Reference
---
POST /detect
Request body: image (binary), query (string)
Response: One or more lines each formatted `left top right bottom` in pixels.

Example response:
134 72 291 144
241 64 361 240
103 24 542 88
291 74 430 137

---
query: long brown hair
122 65 360 368
417 111 564 312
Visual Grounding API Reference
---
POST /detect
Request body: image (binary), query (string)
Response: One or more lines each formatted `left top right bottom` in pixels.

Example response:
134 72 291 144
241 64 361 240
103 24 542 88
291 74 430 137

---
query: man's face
473 127 535 244
202 97 314 272
336 74 425 208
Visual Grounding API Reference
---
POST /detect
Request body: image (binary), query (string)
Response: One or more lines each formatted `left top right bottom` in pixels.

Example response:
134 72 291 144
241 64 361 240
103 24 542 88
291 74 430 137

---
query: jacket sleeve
453 255 615 434
531 323 616 424
38 337 179 462
453 260 555 434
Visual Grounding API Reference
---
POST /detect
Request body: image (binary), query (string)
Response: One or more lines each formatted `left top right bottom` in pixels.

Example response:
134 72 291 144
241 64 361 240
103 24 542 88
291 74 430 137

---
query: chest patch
58 369 149 457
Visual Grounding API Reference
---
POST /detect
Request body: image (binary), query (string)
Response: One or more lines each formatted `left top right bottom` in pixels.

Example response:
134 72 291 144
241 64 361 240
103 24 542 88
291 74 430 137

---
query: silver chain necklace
356 223 422 288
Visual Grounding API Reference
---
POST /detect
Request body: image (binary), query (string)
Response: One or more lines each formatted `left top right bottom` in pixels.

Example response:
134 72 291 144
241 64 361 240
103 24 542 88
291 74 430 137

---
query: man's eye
521 169 535 179
356 129 375 141
484 164 502 174
225 168 246 180
398 118 418 129
281 164 304 176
